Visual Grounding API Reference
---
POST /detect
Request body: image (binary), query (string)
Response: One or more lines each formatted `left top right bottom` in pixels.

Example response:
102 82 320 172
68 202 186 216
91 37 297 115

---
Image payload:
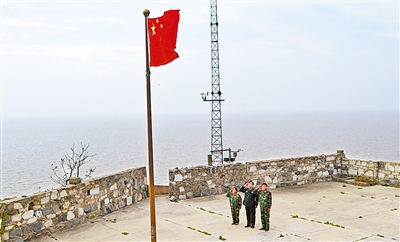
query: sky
1 0 399 118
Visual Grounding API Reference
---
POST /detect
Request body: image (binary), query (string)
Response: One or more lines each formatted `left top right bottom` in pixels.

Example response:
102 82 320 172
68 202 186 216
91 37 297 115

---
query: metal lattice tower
208 0 224 165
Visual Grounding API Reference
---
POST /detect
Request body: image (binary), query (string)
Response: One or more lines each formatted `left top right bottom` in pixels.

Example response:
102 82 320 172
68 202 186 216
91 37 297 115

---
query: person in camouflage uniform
257 183 272 231
226 187 242 225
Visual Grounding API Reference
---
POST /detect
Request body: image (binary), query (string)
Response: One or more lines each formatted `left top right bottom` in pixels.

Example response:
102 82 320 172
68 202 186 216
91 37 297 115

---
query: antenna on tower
201 0 241 166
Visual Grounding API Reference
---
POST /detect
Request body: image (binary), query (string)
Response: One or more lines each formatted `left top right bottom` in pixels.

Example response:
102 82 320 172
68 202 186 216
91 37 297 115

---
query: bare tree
50 142 96 186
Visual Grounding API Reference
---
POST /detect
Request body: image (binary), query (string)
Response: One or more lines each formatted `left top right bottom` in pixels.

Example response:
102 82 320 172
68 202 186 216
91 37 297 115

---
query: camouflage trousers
260 206 270 229
230 206 240 224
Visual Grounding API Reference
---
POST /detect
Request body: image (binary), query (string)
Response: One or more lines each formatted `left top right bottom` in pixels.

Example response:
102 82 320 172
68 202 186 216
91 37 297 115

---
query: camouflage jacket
258 190 272 209
226 193 242 209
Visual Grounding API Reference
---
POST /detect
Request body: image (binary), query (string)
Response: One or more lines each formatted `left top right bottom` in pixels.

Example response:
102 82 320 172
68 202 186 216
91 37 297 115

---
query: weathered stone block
90 187 99 195
51 191 58 200
33 222 42 232
60 190 68 197
365 171 374 177
348 168 357 175
249 166 257 172
127 197 133 206
9 229 21 238
27 217 37 224
12 213 21 222
22 210 34 220
1 231 9 241
264 176 272 184
13 203 22 210
58 213 67 222
326 156 335 161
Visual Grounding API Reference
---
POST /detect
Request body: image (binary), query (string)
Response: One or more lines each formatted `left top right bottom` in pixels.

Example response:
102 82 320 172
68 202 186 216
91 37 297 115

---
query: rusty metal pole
143 9 157 242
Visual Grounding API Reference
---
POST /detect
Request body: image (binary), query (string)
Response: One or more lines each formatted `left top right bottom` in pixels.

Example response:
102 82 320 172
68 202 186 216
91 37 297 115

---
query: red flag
148 10 180 67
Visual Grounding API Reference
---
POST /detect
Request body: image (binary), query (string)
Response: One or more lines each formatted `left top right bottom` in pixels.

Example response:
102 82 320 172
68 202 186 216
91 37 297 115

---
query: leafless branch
50 142 96 186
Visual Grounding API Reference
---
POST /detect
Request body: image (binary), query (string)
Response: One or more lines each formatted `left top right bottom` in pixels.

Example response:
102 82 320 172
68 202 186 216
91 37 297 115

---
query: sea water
1 111 398 198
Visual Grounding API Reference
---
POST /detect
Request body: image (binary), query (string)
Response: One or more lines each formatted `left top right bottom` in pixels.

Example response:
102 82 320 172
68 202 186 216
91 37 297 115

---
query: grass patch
106 218 117 223
371 196 375 199
197 229 211 236
359 216 363 218
342 184 347 187
395 194 400 198
324 221 345 228
390 208 398 211
357 187 362 190
293 216 343 228
361 195 365 197
189 226 211 236
340 191 345 194
198 207 221 215
219 235 226 241
122 232 129 235
376 234 384 238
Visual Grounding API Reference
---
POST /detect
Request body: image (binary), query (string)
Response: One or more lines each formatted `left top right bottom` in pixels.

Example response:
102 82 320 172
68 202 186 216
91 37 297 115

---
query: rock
33 222 42 232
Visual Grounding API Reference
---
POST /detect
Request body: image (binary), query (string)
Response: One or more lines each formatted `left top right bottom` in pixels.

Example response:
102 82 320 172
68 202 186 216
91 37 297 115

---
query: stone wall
169 163 248 200
0 167 147 242
169 151 345 200
169 150 399 200
342 159 400 186
245 153 343 188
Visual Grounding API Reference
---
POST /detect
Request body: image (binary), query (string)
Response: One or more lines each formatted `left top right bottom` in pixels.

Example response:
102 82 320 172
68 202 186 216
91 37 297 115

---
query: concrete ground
34 182 399 242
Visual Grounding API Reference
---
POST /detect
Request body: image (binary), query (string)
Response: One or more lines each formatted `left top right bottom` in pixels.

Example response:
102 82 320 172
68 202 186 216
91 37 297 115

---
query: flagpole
143 9 157 242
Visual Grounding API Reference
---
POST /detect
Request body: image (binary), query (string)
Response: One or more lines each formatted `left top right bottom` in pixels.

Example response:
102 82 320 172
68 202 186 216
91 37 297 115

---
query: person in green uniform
258 183 272 231
226 187 242 225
